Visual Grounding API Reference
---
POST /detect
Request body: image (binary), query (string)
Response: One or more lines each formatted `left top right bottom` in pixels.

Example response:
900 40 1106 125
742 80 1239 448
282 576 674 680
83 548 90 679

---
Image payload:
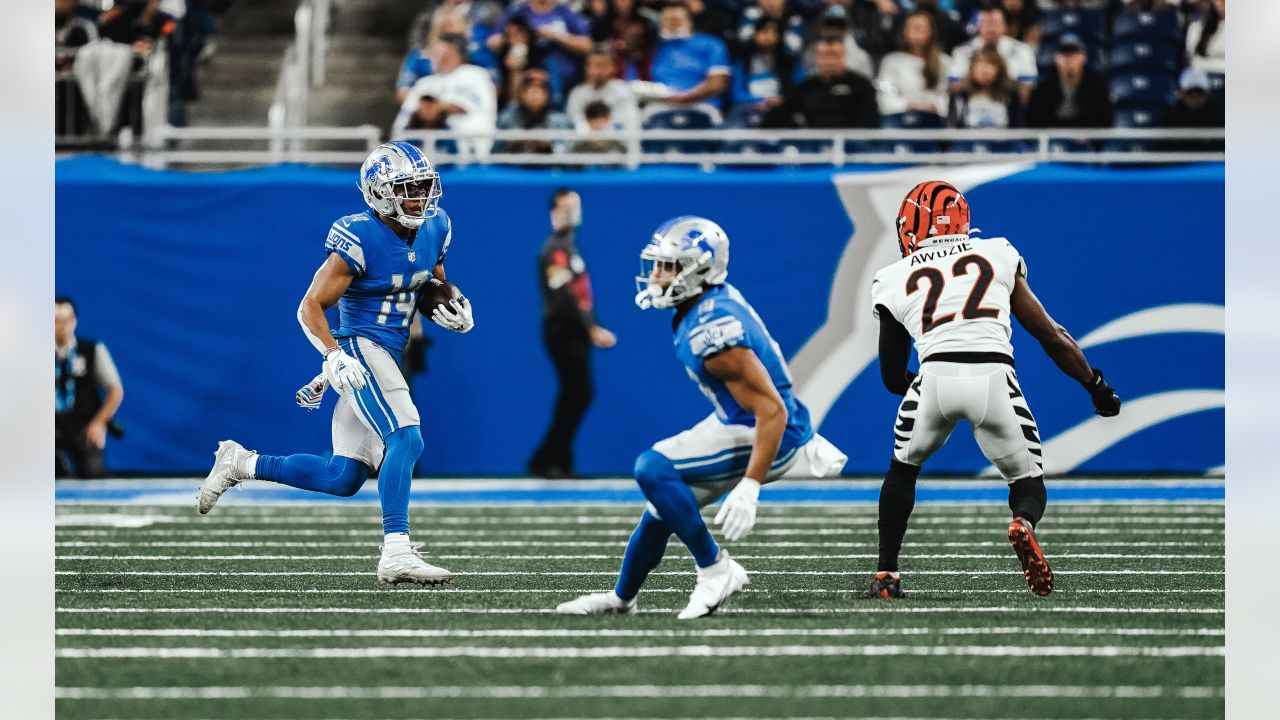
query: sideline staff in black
55 296 125 478
529 189 617 478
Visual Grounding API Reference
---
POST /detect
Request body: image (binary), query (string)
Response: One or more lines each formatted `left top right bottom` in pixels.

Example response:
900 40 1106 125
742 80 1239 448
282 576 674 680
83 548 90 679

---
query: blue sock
613 510 671 601
378 426 424 535
255 454 369 497
633 450 720 568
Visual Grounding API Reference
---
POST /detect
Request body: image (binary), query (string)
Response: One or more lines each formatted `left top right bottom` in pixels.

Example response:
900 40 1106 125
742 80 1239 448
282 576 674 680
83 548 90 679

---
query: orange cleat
862 571 905 599
1008 517 1054 596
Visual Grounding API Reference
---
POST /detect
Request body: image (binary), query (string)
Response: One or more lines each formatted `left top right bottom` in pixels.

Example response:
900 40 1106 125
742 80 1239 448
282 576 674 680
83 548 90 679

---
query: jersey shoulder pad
686 300 749 359
325 214 372 276
434 208 453 261
978 236 1027 279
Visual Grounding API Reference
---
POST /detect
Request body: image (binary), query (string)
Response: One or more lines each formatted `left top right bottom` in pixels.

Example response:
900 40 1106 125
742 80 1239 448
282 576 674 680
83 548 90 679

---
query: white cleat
377 543 454 585
197 440 252 515
677 551 750 620
555 591 637 615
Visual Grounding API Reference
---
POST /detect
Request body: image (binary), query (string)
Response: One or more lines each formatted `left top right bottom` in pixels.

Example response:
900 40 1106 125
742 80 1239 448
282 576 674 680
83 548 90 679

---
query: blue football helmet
358 141 442 229
635 216 730 310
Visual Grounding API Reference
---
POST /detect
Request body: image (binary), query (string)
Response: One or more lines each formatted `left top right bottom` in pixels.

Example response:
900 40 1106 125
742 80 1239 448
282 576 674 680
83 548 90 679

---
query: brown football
416 278 457 317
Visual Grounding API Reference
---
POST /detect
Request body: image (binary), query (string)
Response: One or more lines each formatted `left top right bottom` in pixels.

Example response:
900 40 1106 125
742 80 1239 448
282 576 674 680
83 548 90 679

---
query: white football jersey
870 236 1027 359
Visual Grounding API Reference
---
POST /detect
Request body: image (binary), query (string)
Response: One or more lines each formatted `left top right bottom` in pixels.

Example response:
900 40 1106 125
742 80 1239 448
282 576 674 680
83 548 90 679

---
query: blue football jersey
673 284 814 451
324 209 452 354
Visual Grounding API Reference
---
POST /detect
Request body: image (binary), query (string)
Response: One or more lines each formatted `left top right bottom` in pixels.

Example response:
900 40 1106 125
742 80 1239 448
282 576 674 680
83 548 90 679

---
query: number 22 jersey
324 209 452 354
870 236 1027 360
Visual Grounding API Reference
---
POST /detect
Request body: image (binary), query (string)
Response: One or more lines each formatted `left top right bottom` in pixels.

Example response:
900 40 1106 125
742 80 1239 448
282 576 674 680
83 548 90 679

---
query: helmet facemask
635 251 712 310
381 174 441 229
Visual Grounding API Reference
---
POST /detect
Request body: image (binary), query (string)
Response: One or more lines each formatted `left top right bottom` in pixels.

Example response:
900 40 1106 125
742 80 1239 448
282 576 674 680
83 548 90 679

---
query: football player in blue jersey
196 141 474 585
556 216 848 619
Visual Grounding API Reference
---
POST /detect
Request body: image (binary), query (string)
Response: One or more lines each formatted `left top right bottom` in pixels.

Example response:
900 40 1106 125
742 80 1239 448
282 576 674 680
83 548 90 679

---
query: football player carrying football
196 141 474 585
865 180 1121 599
556 216 848 619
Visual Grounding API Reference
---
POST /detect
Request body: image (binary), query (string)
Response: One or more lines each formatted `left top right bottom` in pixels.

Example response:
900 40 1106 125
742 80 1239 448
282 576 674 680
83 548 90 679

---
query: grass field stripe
53 683 1223 700
52 553 1223 561
52 568 1222 576
54 644 1226 660
53 515 1227 526
52 521 1227 532
54 627 1226 639
52 528 1226 538
55 605 1225 615
52 541 1224 550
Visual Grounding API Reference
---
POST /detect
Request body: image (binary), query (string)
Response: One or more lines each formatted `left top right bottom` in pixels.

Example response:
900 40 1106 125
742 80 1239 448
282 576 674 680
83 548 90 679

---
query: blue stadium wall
55 157 1223 476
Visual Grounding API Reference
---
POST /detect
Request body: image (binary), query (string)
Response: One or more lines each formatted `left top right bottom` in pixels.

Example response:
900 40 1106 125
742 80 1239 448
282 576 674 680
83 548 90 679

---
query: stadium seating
879 111 944 155
1109 73 1178 108
1114 105 1165 129
1109 41 1179 75
1112 10 1182 45
641 106 720 155
1039 9 1107 45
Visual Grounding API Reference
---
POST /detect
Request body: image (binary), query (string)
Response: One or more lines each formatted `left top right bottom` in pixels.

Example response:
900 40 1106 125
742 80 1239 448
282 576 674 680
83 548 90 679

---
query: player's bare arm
704 346 787 483
1010 272 1120 416
298 254 355 353
432 260 447 282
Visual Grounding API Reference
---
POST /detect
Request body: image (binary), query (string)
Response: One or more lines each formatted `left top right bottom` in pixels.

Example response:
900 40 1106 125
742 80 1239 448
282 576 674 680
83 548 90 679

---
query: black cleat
1008 517 1054 596
863 571 905 599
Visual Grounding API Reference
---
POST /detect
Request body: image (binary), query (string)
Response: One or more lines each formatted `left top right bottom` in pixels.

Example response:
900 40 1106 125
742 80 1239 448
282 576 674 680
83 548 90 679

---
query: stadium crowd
390 0 1225 152
56 0 226 142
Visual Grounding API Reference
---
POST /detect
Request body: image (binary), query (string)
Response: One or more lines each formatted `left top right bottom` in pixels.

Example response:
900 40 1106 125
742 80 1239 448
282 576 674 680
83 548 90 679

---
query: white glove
295 373 328 411
323 347 368 394
432 296 475 333
714 477 762 542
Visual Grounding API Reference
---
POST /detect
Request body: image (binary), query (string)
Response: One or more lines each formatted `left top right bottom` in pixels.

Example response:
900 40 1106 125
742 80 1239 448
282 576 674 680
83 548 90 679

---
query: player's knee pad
884 458 921 490
633 450 679 493
329 456 370 498
384 426 424 460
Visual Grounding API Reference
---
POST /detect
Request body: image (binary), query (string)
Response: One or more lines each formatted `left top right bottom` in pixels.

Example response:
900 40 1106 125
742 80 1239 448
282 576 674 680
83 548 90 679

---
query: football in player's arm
197 141 472 586
555 216 847 620
865 181 1119 601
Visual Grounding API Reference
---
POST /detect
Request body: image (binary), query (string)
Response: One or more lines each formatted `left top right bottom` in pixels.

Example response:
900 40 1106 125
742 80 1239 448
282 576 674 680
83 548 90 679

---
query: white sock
238 453 258 479
384 532 410 551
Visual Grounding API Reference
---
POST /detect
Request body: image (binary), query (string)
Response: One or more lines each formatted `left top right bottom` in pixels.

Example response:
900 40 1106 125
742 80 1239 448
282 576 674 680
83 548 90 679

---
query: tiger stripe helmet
896 180 971 257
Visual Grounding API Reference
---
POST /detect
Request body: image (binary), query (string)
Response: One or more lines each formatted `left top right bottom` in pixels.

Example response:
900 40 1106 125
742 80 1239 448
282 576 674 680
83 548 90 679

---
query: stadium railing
267 0 332 154
116 126 1224 168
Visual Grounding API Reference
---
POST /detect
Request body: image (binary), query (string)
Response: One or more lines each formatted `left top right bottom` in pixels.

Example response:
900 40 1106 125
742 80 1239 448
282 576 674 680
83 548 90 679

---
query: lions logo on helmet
635 216 730 310
359 141 442 230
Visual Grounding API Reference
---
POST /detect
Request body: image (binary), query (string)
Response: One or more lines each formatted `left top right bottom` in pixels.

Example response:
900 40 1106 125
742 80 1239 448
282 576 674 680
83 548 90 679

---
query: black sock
877 459 920 572
1008 475 1048 527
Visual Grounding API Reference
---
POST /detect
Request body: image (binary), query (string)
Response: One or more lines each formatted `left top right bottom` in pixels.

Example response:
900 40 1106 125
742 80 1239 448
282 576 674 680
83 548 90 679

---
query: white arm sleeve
298 302 332 355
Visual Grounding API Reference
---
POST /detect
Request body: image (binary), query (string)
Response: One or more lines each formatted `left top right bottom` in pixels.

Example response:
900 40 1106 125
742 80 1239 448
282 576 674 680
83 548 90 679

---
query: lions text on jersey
325 209 452 355
674 284 814 453
870 236 1027 360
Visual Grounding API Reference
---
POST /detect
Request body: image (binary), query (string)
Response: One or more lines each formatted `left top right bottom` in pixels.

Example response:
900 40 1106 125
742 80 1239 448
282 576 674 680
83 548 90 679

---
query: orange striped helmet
896 181 971 257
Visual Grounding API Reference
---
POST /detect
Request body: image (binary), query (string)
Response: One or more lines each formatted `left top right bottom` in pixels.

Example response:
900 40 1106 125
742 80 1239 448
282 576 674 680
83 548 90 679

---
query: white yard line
54 605 1226 615
55 627 1226 639
52 553 1223 561
54 644 1226 660
51 528 1226 539
52 541 1224 551
53 568 1220 575
53 515 1225 526
53 683 1224 700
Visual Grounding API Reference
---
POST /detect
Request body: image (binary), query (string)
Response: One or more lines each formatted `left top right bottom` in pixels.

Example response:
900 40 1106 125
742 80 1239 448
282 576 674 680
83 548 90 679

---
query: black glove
1085 368 1121 417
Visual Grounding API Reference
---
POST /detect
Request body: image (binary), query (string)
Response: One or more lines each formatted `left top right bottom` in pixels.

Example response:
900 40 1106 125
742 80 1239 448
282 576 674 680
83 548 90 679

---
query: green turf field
55 499 1224 720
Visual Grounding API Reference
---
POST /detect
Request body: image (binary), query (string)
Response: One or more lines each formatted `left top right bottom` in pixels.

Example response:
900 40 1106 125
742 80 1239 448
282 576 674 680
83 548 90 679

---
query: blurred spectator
487 0 593 102
529 189 616 479
911 0 968 54
1185 0 1225 76
688 0 738 47
650 2 731 109
603 0 657 80
571 100 629 154
396 7 478 104
56 0 99 137
78 0 176 137
1026 33 1111 128
762 38 880 128
948 46 1024 128
948 5 1038 102
496 70 573 154
494 16 546 107
393 34 498 158
567 46 640 130
1159 67 1224 151
737 0 805 59
1000 0 1041 49
849 0 904 60
875 9 950 116
804 6 874 80
55 297 124 479
98 0 176 53
585 0 613 41
1120 0 1176 12
731 17 801 109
